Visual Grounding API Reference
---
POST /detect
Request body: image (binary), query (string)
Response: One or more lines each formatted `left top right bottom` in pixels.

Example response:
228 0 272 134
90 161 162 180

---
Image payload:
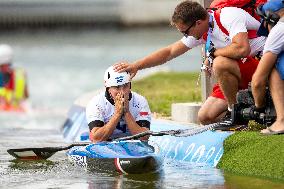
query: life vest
0 72 3 87
0 69 13 104
0 67 27 108
0 72 4 99
209 0 267 39
13 68 27 102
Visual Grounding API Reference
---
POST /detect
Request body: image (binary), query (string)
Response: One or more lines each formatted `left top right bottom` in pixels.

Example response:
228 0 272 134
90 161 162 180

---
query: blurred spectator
0 44 29 111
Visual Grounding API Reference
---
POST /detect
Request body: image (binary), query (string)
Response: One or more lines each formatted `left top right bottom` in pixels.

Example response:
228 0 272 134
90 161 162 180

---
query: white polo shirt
263 20 284 55
181 7 266 57
86 91 151 138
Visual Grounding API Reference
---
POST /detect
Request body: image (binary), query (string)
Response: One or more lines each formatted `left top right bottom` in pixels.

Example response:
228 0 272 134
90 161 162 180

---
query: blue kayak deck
68 140 156 158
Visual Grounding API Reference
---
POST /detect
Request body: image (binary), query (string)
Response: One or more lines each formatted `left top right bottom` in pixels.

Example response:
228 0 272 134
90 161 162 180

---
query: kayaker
86 65 151 142
113 0 266 129
0 44 29 110
251 0 284 135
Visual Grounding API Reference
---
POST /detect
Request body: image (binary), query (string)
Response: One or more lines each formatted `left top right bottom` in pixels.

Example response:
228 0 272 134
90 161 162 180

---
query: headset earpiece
265 11 280 27
256 4 281 28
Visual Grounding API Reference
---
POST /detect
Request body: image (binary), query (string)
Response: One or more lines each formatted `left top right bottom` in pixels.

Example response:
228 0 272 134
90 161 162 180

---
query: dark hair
171 0 208 26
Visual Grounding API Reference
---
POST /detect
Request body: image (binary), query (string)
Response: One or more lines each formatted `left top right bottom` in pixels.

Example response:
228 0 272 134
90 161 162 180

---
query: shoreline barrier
0 0 182 27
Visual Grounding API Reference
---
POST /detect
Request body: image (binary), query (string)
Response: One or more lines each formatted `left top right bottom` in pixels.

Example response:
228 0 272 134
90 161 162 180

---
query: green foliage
132 71 284 181
218 132 284 181
133 71 284 181
248 121 267 131
132 72 201 116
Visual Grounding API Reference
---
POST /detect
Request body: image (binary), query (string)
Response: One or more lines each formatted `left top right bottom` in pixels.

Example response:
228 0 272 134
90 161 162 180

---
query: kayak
66 140 163 174
62 91 233 168
62 102 233 167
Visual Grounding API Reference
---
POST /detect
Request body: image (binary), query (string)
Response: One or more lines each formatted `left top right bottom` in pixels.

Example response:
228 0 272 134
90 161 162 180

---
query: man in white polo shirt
252 0 284 134
86 66 151 142
114 0 266 129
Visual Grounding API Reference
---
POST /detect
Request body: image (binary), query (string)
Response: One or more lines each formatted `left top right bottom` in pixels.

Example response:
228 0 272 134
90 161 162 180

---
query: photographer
115 1 266 127
252 0 284 135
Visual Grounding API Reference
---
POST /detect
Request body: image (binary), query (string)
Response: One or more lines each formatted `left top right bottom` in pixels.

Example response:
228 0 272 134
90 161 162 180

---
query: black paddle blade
7 143 89 160
7 146 65 160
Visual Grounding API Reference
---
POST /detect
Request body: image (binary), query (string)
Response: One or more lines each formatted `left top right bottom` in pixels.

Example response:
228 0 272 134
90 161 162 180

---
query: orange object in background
0 102 26 112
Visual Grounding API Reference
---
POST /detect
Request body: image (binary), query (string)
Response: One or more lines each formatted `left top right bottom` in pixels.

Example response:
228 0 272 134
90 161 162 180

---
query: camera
231 84 276 126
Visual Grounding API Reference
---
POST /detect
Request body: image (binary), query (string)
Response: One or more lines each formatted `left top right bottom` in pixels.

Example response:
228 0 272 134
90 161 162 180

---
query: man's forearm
214 33 250 59
252 85 266 108
91 114 121 142
124 112 149 139
252 52 278 108
135 41 189 70
135 48 172 70
214 42 250 60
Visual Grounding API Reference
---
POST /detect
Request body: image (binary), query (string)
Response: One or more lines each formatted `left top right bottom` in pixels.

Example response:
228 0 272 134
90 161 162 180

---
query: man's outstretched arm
114 40 190 78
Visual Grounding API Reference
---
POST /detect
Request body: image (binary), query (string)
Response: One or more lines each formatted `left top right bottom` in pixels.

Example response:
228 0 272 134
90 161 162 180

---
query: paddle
7 122 223 160
115 121 222 141
7 142 90 160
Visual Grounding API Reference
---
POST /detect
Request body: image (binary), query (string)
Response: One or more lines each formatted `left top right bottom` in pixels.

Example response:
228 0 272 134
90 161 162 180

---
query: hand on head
113 61 138 79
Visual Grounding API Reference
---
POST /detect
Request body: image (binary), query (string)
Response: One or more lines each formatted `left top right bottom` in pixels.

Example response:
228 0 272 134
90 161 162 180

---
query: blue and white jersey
86 91 151 138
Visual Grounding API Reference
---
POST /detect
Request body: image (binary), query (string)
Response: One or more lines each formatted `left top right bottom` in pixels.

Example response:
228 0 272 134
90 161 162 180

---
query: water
0 27 201 111
0 27 283 189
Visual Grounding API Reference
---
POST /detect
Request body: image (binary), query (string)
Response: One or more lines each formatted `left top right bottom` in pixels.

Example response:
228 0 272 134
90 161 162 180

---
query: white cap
104 66 131 87
0 44 13 65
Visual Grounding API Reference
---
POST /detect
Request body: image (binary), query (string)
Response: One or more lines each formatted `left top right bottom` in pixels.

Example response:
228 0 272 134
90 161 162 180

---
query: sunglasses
181 21 196 37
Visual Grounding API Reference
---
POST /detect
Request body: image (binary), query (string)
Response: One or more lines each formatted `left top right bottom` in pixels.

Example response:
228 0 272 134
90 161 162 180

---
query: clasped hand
114 92 129 116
